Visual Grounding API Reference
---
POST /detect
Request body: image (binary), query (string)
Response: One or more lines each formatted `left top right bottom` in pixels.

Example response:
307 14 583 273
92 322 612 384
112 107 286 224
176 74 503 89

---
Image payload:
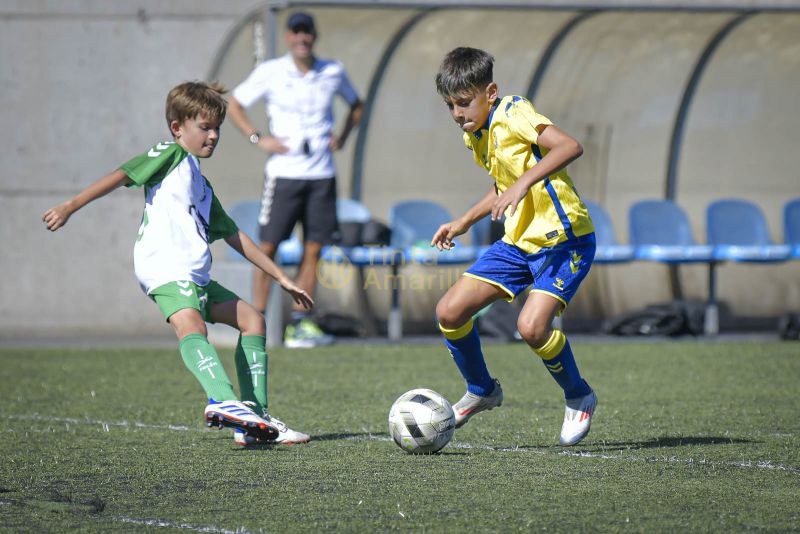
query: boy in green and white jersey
43 81 312 445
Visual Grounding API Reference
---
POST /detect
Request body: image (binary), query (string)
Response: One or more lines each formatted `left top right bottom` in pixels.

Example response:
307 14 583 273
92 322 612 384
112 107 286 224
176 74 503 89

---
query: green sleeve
208 192 239 242
120 142 187 187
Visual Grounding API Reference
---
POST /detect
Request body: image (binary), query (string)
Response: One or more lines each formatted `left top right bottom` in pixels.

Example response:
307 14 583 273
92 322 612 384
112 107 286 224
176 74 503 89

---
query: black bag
361 220 392 246
337 222 363 247
604 301 705 337
334 219 391 247
315 313 363 337
778 313 800 341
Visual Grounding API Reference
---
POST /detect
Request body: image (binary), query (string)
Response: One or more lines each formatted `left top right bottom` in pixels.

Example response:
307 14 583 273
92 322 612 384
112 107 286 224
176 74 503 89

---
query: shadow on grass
232 431 383 450
586 436 757 451
3 490 108 515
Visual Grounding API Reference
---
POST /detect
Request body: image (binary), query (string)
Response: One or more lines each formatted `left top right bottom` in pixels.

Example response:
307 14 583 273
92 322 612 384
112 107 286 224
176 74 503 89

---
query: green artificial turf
0 341 798 532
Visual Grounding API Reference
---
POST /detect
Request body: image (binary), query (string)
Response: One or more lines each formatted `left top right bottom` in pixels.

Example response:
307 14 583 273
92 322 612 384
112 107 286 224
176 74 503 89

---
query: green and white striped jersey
120 142 237 294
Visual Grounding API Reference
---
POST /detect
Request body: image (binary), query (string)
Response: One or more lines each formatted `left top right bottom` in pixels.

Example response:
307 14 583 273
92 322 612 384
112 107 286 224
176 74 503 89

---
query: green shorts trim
150 280 238 323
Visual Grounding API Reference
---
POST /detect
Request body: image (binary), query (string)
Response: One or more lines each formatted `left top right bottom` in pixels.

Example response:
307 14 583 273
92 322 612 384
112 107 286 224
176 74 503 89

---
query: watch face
250 133 260 144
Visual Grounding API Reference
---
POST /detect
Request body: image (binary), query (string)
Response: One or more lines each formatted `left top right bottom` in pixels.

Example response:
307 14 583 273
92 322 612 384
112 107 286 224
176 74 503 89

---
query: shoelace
242 401 288 432
263 414 288 432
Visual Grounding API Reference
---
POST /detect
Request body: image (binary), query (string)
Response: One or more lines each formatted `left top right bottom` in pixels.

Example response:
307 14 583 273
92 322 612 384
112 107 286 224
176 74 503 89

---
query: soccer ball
388 388 455 454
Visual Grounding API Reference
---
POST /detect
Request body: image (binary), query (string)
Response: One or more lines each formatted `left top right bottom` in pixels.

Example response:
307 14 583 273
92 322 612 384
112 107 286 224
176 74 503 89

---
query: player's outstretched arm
225 230 313 310
431 186 496 251
491 124 582 221
42 169 132 231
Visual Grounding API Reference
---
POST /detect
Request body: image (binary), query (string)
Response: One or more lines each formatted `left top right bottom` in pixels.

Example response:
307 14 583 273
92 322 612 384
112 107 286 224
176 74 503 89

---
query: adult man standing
228 11 363 348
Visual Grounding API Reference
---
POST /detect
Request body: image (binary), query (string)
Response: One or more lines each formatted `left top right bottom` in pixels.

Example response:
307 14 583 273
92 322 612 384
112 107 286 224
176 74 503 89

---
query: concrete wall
3 1 800 339
1 1 263 337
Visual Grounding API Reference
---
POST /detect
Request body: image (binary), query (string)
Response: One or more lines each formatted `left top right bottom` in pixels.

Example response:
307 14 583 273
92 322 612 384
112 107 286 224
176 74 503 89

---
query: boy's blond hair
165 81 227 126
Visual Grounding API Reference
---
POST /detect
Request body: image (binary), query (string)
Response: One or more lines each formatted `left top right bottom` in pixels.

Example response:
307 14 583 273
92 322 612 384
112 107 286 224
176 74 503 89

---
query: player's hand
328 135 342 151
42 202 74 232
430 219 468 251
492 181 529 221
279 278 314 310
259 136 290 154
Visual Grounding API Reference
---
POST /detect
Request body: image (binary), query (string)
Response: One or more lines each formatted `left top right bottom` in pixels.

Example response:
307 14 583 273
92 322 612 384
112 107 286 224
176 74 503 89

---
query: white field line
4 412 799 475
555 449 800 474
450 442 800 475
0 502 253 533
3 413 197 432
112 515 258 533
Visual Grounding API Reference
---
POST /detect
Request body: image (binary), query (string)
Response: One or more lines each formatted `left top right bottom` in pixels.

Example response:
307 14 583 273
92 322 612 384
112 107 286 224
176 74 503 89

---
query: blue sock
533 329 591 399
440 319 494 396
290 310 308 326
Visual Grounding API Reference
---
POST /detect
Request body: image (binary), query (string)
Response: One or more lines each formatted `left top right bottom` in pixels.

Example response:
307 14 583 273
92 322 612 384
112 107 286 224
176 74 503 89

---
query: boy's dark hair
435 47 494 98
165 81 227 126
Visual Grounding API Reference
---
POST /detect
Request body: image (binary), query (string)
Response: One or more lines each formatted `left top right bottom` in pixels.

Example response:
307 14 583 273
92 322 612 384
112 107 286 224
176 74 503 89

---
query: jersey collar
285 53 320 77
473 98 500 141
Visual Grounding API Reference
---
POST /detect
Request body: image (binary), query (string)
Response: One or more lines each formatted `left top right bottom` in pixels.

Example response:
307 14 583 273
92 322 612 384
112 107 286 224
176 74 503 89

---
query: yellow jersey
464 95 594 254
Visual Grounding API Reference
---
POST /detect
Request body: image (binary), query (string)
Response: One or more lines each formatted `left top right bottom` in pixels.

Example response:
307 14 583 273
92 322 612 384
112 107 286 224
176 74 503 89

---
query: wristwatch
249 131 261 144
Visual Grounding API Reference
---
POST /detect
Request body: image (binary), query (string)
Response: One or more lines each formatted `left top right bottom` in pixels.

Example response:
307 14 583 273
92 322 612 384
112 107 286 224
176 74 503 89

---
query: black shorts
258 175 338 244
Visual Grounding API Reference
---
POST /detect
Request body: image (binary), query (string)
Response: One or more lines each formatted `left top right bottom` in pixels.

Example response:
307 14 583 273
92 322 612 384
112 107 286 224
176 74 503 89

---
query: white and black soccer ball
388 388 455 454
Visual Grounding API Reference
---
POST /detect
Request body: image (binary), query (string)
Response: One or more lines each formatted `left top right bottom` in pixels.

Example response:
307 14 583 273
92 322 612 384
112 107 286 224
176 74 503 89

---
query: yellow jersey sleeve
503 97 553 146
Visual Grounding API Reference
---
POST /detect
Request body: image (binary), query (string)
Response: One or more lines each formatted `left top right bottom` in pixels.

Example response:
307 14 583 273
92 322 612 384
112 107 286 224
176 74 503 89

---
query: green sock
234 334 268 413
179 333 237 401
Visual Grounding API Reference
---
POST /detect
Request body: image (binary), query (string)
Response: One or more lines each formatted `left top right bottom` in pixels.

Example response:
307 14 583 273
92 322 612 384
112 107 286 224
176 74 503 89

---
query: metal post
388 258 403 341
704 262 719 336
266 6 278 60
265 284 284 348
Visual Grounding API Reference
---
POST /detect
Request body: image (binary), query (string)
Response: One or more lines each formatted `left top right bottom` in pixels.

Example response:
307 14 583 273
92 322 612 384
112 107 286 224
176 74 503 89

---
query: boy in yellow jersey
433 47 597 446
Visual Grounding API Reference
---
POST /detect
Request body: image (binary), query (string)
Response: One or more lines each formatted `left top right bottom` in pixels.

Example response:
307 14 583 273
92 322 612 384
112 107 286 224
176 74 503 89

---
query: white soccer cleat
452 379 504 429
204 399 278 441
234 403 311 445
559 390 597 446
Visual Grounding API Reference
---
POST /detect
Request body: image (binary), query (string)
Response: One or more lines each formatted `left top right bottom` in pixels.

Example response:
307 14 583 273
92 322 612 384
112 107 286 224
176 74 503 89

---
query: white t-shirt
120 142 238 294
232 53 359 179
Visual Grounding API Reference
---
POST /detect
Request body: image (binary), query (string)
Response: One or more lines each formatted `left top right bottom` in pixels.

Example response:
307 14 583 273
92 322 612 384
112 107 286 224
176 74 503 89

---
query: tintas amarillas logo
316 246 355 290
316 246 465 291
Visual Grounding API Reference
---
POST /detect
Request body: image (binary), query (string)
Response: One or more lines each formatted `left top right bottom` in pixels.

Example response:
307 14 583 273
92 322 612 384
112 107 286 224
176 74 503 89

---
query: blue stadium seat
701 199 790 336
225 200 301 265
628 199 720 335
707 199 791 262
337 197 372 224
470 214 494 256
583 200 634 263
225 199 260 244
784 198 800 259
275 235 303 265
389 200 477 264
629 200 713 263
